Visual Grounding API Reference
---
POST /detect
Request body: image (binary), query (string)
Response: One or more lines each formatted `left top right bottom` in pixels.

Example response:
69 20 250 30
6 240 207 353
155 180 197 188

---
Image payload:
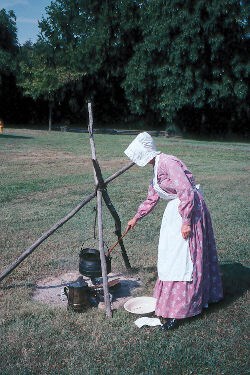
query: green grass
0 128 249 375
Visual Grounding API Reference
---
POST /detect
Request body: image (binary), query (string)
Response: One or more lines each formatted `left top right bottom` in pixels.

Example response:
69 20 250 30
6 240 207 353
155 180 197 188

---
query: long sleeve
164 157 195 226
134 181 160 220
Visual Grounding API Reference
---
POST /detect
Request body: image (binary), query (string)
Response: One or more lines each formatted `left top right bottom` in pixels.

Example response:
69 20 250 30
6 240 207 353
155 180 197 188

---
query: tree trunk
48 102 53 131
200 111 207 134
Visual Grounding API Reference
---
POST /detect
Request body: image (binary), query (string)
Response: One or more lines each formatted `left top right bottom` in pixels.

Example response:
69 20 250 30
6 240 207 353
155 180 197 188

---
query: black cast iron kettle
79 230 129 279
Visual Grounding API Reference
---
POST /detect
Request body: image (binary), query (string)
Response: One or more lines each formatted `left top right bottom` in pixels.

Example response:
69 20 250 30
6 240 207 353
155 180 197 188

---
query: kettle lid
67 276 88 288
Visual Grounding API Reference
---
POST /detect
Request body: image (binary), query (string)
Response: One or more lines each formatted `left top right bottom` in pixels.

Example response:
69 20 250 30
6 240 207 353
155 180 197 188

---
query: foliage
123 0 249 131
0 8 18 74
38 0 142 121
17 40 84 129
0 8 19 123
19 43 83 100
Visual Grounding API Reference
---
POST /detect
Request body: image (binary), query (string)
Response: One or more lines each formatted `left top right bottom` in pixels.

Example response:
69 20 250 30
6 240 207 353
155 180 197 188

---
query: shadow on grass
127 266 156 274
0 282 35 290
220 262 250 304
194 261 250 320
0 134 33 139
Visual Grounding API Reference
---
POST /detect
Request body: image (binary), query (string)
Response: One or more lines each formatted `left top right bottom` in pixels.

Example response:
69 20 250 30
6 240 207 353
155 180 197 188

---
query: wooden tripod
0 102 133 318
87 102 131 317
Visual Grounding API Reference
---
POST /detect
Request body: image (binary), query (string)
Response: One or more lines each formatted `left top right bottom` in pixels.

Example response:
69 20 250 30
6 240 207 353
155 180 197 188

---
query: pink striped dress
134 153 223 319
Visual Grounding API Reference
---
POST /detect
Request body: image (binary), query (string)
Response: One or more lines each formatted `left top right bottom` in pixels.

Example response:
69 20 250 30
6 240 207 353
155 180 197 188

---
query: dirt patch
1 149 128 178
33 271 142 311
1 148 126 167
0 150 79 163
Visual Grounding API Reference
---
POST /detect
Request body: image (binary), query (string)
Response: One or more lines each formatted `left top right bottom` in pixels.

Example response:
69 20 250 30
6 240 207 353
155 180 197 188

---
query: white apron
153 155 193 281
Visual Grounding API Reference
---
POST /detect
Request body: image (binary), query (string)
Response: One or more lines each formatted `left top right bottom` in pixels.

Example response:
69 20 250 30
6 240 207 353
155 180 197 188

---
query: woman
125 132 223 330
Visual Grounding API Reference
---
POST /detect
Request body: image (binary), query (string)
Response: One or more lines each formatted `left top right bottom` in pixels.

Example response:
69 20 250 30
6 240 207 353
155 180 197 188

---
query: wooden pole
97 188 112 316
0 162 134 283
87 102 112 317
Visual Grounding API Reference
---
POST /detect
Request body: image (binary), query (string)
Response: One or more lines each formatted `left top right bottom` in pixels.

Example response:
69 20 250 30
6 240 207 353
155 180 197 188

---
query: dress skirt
153 192 223 319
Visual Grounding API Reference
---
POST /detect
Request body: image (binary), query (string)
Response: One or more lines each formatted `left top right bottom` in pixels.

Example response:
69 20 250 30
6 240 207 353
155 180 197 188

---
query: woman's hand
181 224 191 240
126 217 138 232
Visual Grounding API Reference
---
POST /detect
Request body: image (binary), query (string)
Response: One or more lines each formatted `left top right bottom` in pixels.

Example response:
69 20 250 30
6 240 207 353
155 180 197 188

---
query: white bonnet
124 132 160 167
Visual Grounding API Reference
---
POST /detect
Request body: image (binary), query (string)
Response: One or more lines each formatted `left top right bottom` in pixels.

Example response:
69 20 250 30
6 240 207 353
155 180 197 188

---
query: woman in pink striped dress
124 132 223 330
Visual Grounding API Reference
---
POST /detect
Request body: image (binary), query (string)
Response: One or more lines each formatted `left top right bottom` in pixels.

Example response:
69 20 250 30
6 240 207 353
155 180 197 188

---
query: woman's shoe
160 318 179 331
159 317 168 325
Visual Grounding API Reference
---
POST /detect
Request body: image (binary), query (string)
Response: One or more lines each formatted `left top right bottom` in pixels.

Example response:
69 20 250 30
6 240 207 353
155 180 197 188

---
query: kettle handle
80 238 109 251
64 287 69 299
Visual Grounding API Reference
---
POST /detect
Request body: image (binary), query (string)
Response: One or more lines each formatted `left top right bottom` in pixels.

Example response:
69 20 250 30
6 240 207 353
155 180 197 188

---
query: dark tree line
0 1 249 135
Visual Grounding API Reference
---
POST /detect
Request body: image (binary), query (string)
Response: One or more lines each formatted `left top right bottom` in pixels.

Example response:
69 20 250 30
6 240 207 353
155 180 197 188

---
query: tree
18 41 84 130
0 8 19 122
37 0 142 122
123 0 249 133
0 8 18 73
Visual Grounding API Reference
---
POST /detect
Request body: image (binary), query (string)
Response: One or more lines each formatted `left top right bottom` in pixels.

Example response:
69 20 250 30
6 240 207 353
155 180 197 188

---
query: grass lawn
0 128 249 375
